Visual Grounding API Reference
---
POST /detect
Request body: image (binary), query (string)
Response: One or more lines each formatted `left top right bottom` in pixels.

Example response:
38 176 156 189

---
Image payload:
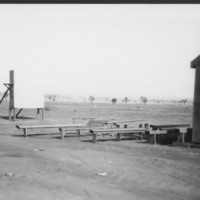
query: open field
0 101 200 200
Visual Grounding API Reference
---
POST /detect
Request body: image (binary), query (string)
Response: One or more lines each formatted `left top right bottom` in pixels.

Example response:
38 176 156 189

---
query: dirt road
0 122 200 200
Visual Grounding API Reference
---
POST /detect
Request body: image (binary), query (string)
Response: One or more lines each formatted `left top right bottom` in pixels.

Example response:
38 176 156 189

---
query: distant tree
89 96 95 103
156 100 160 104
140 96 147 104
179 99 187 105
111 98 117 104
122 97 129 103
89 95 96 107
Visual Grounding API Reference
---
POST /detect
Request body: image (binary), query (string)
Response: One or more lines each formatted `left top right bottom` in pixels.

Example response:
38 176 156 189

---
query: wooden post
8 70 15 121
9 70 14 109
191 55 200 143
9 108 11 121
182 132 185 143
37 108 40 119
23 128 27 137
8 108 15 121
154 134 157 144
13 108 16 121
92 134 97 143
77 129 81 136
41 108 44 120
144 123 149 131
177 133 181 143
117 133 121 141
59 128 65 140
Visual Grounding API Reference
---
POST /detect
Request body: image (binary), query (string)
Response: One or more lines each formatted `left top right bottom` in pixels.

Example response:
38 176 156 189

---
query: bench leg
140 132 144 141
37 108 40 119
9 108 11 121
41 108 44 120
92 134 97 143
9 108 15 121
177 133 181 143
59 128 65 140
77 129 81 136
13 108 16 121
117 133 121 141
182 132 185 143
23 128 27 137
153 134 157 144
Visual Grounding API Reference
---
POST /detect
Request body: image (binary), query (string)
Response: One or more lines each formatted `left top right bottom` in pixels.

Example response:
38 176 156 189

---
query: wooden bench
89 128 146 143
148 123 192 144
16 123 87 139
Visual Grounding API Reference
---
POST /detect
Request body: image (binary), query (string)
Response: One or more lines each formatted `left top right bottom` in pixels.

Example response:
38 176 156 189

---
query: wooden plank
72 117 94 124
105 119 144 124
0 87 9 104
16 123 87 129
178 127 188 133
16 108 23 118
150 123 191 129
72 117 94 120
90 128 146 134
149 129 167 135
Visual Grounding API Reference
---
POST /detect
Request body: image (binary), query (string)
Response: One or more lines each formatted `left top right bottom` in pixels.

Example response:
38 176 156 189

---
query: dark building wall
192 66 200 143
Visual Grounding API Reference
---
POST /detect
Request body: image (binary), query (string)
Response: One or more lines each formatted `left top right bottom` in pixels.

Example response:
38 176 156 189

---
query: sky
0 4 200 100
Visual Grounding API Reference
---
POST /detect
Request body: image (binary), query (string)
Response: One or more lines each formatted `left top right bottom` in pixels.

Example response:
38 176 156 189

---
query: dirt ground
0 101 200 200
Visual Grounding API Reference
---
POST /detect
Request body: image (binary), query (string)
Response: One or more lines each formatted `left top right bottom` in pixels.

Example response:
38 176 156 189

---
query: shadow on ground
0 116 35 120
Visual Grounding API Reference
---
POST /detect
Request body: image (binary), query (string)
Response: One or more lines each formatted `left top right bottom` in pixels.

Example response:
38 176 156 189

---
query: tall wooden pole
9 70 14 109
9 70 15 120
191 55 200 143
